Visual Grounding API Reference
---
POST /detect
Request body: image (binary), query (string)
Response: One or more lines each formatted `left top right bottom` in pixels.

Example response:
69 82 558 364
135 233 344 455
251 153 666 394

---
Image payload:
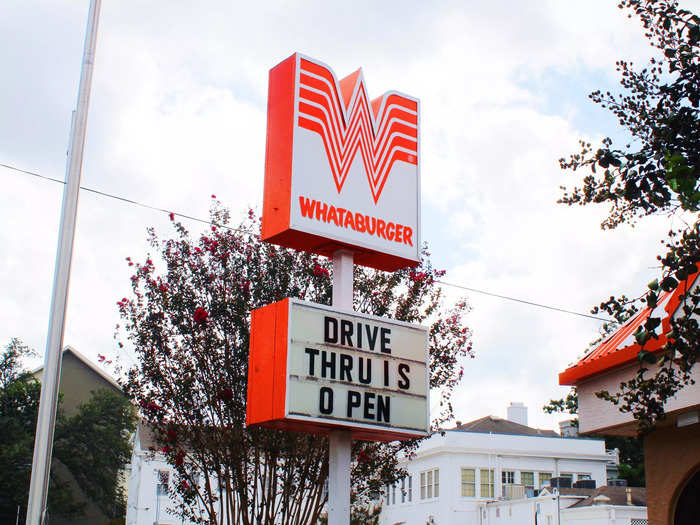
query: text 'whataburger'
298 196 414 246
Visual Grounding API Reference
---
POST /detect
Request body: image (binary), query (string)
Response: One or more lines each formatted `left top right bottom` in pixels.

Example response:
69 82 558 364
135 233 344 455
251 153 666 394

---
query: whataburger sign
260 53 421 272
248 53 428 441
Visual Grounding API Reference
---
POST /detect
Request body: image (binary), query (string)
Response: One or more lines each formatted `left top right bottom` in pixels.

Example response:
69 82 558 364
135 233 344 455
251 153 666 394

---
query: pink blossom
193 307 209 324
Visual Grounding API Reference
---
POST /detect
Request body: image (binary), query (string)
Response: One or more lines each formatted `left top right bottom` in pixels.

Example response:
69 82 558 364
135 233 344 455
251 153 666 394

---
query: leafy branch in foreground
559 0 699 432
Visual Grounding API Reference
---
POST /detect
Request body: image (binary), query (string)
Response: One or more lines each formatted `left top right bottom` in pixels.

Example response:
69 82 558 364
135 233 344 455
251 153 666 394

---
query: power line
0 162 246 233
436 280 613 323
2 161 615 324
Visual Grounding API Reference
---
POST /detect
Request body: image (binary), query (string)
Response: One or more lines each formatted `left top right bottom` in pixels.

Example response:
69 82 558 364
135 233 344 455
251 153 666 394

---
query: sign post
329 250 353 525
249 52 425 525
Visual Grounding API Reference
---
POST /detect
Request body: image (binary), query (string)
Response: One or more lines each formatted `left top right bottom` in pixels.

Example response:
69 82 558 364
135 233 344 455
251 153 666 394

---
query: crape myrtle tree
118 202 472 525
559 0 700 431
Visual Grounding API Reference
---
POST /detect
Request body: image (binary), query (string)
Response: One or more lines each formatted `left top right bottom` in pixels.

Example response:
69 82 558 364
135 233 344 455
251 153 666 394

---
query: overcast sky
0 1 680 431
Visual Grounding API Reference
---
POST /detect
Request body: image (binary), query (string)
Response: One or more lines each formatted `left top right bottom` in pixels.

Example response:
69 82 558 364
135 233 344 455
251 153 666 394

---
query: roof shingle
452 416 559 437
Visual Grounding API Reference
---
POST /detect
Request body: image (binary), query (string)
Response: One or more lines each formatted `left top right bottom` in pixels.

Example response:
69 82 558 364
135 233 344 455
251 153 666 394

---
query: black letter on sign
358 357 372 384
324 316 338 343
380 327 391 353
366 325 379 350
304 348 319 376
377 395 390 422
398 363 410 390
364 392 376 420
340 319 353 347
340 353 353 382
319 387 333 415
321 351 336 379
347 390 361 417
383 360 389 386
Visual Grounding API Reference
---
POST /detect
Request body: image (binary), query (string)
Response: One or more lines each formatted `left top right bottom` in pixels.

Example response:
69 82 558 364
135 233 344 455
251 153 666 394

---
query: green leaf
648 278 659 291
647 292 658 309
635 330 650 345
644 317 661 331
661 276 679 291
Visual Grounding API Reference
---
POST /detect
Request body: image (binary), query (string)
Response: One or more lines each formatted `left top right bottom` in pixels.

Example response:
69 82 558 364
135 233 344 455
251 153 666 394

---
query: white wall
126 448 188 525
577 362 700 434
380 431 610 525
562 505 647 525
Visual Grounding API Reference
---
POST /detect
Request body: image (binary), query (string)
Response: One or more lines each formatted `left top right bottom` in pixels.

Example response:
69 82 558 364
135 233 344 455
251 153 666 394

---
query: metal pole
328 250 354 525
25 1 101 523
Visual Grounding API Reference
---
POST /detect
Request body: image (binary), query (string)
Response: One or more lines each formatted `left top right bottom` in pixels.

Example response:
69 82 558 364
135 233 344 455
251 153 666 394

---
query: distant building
379 404 621 525
126 423 185 525
482 486 647 525
560 271 700 525
33 345 122 416
33 346 125 525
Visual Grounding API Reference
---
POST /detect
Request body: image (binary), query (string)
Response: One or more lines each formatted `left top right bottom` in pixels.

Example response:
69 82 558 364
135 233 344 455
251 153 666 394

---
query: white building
379 406 628 525
126 404 645 525
126 424 195 525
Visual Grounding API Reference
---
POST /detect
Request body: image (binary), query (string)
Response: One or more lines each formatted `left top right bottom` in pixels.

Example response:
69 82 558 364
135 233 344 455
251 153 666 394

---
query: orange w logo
297 58 419 204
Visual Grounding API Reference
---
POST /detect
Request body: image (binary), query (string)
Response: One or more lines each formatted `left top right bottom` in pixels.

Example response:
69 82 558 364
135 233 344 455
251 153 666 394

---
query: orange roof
559 270 699 385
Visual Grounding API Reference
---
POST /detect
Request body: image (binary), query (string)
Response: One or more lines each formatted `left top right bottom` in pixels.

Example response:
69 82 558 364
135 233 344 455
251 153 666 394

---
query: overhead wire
1 161 616 324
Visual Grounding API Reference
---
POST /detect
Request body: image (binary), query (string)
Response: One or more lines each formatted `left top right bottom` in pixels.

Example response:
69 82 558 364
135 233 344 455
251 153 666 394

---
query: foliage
54 389 137 518
0 339 83 522
0 339 137 522
118 203 472 524
542 388 578 416
617 462 646 487
559 0 700 431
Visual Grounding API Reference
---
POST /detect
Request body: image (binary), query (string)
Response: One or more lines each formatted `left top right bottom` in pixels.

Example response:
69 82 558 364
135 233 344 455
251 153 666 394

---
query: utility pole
25 1 101 523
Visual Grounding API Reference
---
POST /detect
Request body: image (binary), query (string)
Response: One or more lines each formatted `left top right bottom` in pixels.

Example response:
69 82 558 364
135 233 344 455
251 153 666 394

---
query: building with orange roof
559 271 700 525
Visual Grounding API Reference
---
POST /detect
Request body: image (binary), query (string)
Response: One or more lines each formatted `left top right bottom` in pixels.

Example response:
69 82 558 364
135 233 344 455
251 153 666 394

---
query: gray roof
568 486 646 507
451 416 559 437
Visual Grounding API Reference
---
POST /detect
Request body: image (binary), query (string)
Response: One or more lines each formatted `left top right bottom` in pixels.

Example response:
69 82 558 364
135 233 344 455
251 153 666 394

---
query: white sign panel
286 300 429 436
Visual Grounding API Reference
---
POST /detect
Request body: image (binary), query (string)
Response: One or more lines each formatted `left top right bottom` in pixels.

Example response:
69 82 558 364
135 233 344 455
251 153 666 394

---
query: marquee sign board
261 53 421 272
246 298 429 441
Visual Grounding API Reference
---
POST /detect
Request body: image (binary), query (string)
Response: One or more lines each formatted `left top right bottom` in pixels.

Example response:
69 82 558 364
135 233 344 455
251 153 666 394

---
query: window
420 468 439 499
502 470 514 485
157 470 169 496
480 469 495 498
392 482 396 505
385 484 391 506
461 468 476 497
400 475 412 503
521 472 534 491
577 473 591 481
560 473 573 480
538 472 552 488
